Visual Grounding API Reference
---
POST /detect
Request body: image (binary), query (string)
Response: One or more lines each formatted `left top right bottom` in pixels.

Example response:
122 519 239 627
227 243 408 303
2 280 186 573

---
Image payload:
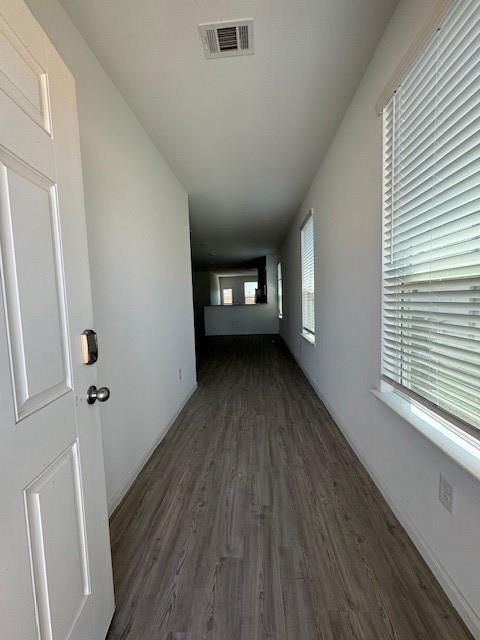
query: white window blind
382 0 480 432
277 262 283 318
301 213 315 336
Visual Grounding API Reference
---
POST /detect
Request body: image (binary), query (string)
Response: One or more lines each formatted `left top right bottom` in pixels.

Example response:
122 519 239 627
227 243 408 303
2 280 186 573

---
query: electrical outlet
178 368 182 381
439 474 454 513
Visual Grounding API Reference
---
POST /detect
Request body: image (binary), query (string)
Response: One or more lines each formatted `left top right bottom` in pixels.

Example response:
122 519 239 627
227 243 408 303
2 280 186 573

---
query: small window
277 262 283 318
244 281 257 305
222 288 232 305
301 212 315 340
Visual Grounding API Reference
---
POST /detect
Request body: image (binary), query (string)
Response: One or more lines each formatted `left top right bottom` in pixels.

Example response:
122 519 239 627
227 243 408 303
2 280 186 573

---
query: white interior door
0 1 114 638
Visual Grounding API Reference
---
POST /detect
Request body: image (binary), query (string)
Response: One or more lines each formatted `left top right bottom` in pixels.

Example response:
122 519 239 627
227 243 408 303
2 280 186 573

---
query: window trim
375 0 453 114
301 329 315 345
382 375 480 443
300 209 315 342
243 281 257 305
371 385 480 482
222 288 233 305
378 0 480 443
277 261 283 319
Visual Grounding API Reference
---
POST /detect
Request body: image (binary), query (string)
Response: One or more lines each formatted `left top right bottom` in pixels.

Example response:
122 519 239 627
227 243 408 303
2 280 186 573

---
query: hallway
106 336 472 639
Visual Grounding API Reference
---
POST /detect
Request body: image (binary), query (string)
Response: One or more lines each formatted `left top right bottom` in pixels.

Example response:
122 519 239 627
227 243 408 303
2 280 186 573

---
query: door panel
0 11 50 131
0 2 114 639
25 443 89 640
0 156 71 419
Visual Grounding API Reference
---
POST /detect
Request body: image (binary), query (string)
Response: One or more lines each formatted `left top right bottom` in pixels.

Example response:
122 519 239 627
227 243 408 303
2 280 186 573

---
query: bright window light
244 281 257 304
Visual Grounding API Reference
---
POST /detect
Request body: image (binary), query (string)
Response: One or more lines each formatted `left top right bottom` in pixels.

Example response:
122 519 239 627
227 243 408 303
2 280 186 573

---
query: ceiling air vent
198 19 254 59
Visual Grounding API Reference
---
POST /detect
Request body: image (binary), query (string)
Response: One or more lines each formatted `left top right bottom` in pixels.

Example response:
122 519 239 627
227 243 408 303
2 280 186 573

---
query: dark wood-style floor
106 335 472 639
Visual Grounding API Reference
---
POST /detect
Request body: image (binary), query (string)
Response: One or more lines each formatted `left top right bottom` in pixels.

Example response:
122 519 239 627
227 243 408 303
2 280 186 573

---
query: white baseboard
282 338 480 640
107 382 198 517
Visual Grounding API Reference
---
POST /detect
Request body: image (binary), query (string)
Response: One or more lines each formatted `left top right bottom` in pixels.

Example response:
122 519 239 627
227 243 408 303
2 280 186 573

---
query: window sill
301 331 315 345
371 388 480 482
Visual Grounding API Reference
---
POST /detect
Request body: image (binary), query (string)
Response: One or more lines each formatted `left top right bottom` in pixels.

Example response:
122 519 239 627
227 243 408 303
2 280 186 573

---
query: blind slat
395 72 480 181
385 206 480 251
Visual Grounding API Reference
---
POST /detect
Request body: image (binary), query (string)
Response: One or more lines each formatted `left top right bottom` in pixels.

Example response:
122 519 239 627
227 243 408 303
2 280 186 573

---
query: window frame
243 281 257 305
222 288 233 305
300 210 315 343
379 0 480 438
277 261 283 319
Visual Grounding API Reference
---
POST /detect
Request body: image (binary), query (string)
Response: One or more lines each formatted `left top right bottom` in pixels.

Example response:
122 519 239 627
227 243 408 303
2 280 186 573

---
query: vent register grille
199 20 254 59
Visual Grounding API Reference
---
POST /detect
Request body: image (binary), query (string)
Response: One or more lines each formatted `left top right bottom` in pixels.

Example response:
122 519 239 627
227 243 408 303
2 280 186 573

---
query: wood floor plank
107 335 473 640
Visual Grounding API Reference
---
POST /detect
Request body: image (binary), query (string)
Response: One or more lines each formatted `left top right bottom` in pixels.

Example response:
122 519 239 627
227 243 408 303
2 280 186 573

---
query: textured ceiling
58 0 398 266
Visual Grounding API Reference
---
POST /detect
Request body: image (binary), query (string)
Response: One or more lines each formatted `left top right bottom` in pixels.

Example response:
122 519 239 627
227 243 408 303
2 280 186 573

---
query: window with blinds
277 262 283 318
382 0 480 432
301 212 315 338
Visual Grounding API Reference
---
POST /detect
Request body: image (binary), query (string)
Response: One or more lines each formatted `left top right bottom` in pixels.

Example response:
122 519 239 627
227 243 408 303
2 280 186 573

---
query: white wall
204 304 278 336
279 1 480 636
209 272 221 306
27 0 197 514
205 255 279 335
